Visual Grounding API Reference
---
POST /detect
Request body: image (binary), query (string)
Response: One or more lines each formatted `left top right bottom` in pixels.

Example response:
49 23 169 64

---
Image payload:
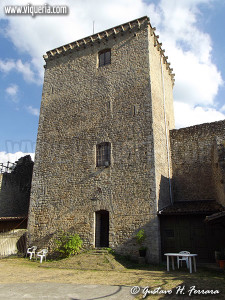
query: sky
0 0 225 164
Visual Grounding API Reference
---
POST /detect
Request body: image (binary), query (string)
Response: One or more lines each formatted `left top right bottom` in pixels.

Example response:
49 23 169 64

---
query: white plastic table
164 253 197 273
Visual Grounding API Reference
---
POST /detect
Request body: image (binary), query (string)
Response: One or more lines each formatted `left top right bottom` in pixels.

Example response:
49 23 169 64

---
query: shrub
55 231 83 258
135 229 146 245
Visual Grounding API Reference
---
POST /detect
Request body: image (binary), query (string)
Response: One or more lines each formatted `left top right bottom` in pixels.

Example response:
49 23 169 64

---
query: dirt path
1 256 224 300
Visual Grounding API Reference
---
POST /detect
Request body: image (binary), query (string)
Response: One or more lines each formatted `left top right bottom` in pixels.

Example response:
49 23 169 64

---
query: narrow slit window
107 101 112 112
131 105 138 116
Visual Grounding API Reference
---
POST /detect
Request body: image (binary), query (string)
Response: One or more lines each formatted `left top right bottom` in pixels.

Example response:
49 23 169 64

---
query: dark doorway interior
95 210 109 247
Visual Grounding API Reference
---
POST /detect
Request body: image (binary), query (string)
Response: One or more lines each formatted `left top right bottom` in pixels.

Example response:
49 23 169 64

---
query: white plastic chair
36 249 48 263
177 251 190 269
27 246 37 259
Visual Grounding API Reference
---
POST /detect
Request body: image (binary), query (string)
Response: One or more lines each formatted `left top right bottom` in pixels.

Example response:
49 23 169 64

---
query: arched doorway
95 210 109 247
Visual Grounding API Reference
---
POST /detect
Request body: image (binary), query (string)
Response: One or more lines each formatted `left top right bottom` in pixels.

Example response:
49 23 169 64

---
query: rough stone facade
170 120 225 202
28 16 175 263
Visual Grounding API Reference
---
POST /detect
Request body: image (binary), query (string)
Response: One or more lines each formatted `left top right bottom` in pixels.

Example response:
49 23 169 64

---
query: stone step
90 249 109 254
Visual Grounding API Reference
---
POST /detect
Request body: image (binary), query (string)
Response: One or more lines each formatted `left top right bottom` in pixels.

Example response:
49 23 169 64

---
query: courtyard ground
0 251 224 299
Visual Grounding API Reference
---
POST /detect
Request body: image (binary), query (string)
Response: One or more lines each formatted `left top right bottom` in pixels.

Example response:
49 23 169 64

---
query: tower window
96 142 111 167
99 49 111 67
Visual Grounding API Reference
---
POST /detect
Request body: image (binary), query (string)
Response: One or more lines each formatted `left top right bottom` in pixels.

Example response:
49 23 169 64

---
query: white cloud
0 151 34 165
174 101 225 128
0 59 15 72
158 0 213 62
172 49 223 106
5 83 19 102
221 105 225 112
0 0 224 128
155 0 224 127
26 105 39 117
0 59 37 83
5 84 18 96
157 0 223 105
16 60 37 83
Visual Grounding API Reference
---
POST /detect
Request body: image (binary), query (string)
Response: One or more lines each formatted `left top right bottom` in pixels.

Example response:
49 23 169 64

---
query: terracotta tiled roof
158 200 224 215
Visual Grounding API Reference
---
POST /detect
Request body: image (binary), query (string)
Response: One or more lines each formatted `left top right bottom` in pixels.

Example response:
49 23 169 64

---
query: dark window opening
99 49 111 67
96 142 111 167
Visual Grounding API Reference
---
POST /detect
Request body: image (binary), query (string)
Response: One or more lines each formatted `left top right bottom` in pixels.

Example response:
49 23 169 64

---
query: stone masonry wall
28 22 152 260
170 120 225 202
28 18 175 263
147 26 175 259
148 26 175 211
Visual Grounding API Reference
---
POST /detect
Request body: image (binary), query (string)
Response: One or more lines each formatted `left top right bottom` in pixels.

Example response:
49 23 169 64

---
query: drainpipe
160 56 173 205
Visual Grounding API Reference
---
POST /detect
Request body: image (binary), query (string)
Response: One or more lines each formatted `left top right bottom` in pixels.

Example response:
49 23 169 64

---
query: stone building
28 16 225 263
160 121 225 261
0 155 33 232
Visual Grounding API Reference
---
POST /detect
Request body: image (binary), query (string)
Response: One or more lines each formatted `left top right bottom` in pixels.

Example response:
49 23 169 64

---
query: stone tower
28 16 175 263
